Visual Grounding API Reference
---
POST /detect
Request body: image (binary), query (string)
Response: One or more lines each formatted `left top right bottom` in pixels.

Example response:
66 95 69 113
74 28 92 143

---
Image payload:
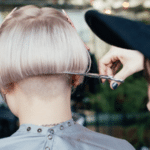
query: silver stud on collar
37 128 42 133
48 134 53 140
60 125 64 130
48 129 54 134
27 127 31 131
68 122 71 126
45 147 50 150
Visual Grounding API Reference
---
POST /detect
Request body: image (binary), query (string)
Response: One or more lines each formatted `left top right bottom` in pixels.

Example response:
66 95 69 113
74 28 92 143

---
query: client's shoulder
69 123 135 150
0 136 18 150
0 131 31 150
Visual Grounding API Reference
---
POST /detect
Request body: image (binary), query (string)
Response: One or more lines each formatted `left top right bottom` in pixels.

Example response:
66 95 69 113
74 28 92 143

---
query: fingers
99 51 115 83
110 66 133 90
106 66 114 84
100 60 121 84
99 46 144 90
99 52 129 89
99 62 107 83
111 60 122 75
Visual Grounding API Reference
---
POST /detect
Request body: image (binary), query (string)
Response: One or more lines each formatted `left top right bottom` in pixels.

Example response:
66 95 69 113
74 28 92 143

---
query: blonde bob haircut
0 5 91 93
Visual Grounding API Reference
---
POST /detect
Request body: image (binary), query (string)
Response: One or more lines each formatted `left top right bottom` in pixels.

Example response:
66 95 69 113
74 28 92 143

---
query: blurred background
0 0 150 149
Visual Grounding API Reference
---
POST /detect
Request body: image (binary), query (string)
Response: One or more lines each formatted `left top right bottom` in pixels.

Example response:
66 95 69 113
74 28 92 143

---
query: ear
0 83 16 95
71 75 80 88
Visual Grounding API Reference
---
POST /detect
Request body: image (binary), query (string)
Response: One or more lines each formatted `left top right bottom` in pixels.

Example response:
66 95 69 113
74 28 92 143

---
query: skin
2 75 79 126
98 46 150 110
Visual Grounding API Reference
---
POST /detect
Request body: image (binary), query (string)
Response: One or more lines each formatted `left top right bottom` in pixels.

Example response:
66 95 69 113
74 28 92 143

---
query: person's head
144 57 150 111
0 5 91 111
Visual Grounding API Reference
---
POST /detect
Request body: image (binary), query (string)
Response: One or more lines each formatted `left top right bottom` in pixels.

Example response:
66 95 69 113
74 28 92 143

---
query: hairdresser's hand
99 46 144 90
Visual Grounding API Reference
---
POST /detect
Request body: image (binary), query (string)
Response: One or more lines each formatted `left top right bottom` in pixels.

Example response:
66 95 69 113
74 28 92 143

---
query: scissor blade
63 72 100 78
62 72 124 83
63 72 110 79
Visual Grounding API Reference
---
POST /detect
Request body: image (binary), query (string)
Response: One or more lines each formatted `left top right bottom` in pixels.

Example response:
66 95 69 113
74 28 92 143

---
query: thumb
110 66 132 90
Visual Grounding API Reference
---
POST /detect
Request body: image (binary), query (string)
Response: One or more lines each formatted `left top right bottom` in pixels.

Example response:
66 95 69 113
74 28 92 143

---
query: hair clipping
62 9 90 51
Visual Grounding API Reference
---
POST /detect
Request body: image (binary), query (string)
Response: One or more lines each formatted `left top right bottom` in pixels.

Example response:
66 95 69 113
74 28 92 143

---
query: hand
99 46 144 90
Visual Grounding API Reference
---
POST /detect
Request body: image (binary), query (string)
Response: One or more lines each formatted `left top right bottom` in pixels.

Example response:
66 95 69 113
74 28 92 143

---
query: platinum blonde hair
0 5 91 92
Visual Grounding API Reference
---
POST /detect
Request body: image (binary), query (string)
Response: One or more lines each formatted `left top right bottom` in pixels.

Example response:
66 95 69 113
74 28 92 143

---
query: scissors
61 72 124 83
61 11 124 83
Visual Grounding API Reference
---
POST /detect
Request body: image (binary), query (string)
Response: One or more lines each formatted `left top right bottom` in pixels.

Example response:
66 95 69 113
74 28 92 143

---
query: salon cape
0 118 135 150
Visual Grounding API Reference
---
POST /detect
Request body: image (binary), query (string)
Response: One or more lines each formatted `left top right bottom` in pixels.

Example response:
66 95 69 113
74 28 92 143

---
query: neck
5 75 73 126
17 94 72 126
